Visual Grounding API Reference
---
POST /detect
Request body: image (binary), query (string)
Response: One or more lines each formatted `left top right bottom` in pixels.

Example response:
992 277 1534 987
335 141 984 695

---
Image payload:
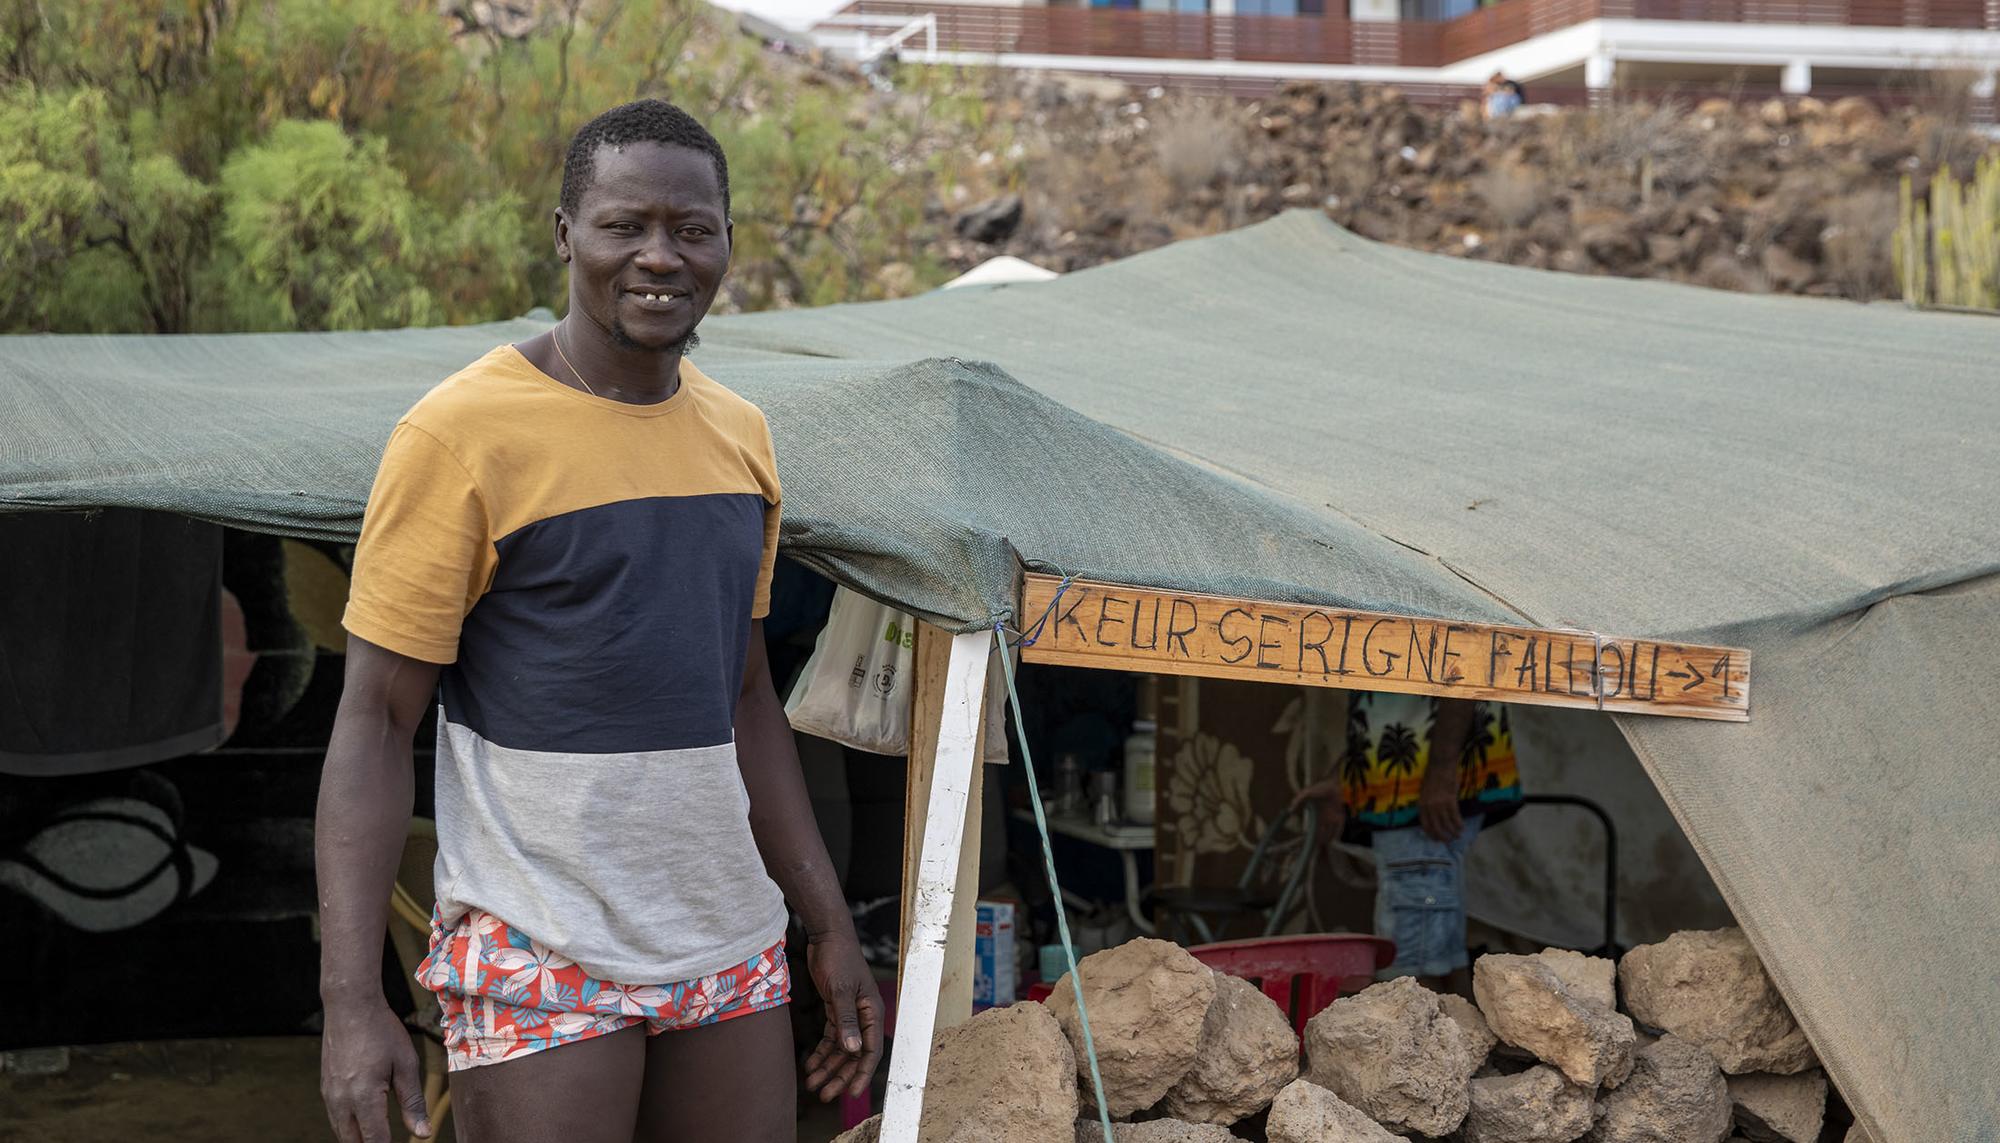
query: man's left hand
803 931 884 1102
1418 765 1464 843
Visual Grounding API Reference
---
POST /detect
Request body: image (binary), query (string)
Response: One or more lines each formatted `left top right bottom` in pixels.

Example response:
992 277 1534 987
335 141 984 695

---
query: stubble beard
610 315 701 356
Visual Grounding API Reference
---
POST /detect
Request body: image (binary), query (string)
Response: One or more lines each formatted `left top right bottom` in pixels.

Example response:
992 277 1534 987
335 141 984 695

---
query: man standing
1296 695 1520 993
316 100 879 1143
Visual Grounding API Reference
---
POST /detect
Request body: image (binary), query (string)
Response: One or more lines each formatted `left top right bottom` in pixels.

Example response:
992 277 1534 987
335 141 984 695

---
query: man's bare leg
636 1006 795 1143
450 1023 648 1143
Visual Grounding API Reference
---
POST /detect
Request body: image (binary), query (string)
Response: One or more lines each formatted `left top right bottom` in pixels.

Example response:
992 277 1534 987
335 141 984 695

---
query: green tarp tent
5 212 1996 1141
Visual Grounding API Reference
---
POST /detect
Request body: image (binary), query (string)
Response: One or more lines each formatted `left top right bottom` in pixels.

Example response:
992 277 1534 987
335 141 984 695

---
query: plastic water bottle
1055 752 1085 817
1123 720 1156 826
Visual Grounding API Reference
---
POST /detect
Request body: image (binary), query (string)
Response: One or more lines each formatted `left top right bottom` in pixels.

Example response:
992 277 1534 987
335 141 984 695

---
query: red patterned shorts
415 908 791 1071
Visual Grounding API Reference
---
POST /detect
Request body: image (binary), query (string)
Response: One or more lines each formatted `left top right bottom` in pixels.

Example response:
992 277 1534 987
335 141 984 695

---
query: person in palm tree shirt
1295 694 1521 993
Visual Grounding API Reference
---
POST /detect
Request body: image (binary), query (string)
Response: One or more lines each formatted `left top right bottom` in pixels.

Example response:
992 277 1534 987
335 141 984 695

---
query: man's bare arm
734 620 883 1101
1419 697 1477 842
315 635 440 1143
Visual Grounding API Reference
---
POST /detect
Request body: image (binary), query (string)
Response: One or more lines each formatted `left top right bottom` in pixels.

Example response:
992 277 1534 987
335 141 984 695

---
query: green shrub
0 0 1001 333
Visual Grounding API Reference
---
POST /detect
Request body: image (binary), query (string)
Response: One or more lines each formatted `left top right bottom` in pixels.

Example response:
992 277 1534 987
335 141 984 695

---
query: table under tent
5 212 1997 1142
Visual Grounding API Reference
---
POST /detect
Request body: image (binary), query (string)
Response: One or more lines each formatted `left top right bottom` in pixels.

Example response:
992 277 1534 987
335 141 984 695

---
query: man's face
558 141 731 352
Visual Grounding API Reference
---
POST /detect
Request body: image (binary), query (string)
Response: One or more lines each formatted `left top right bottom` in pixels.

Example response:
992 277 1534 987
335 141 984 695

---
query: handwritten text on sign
1018 576 1750 721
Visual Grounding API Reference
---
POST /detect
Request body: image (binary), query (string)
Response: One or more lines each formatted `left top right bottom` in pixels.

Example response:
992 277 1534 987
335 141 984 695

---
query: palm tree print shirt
1339 692 1521 834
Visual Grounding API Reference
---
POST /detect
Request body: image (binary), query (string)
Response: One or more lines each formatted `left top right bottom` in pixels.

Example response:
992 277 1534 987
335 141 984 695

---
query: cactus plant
1897 155 2000 311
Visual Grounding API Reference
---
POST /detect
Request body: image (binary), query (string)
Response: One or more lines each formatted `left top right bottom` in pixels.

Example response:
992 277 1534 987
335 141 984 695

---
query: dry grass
1911 67 1989 174
1151 98 1244 191
1822 189 1898 302
1323 152 1376 204
1473 162 1546 228
1550 99 1714 196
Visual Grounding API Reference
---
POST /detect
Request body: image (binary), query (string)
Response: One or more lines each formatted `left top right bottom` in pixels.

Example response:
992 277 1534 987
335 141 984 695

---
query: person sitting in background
1294 694 1521 994
1483 72 1523 120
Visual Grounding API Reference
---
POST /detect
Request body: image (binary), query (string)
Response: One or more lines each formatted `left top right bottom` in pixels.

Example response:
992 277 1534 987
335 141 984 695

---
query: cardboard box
974 900 1017 1007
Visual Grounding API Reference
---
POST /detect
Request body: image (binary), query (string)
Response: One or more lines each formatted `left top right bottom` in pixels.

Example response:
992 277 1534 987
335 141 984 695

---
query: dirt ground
0 1039 849 1142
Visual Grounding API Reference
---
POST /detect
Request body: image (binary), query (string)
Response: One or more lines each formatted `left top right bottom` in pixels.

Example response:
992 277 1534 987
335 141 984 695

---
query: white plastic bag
784 587 916 755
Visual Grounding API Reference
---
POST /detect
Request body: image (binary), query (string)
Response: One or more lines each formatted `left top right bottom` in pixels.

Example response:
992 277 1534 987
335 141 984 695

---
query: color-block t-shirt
342 345 789 983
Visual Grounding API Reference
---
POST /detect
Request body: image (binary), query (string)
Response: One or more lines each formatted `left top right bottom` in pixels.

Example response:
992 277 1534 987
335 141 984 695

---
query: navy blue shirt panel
440 493 767 754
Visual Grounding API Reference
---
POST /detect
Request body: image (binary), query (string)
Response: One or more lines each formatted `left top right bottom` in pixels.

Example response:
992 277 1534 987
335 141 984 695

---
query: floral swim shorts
415 908 791 1071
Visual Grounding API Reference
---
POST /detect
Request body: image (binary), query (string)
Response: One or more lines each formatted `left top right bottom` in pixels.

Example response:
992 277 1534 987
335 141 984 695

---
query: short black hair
559 99 730 219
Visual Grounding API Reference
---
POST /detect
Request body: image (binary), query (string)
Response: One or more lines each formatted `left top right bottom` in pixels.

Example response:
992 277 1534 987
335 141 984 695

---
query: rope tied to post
994 595 1116 1143
1005 571 1074 650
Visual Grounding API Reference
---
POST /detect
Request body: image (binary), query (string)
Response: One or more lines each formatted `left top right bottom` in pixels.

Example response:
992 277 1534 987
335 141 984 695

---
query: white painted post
879 629 992 1143
1584 50 1615 91
1780 60 1812 96
1212 0 1237 64
1584 51 1615 110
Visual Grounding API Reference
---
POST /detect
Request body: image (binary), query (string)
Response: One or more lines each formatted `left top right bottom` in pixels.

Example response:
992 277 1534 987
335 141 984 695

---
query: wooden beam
934 743 983 1028
936 643 993 1030
882 628 991 1143
1020 575 1750 722
897 623 951 979
899 623 990 1030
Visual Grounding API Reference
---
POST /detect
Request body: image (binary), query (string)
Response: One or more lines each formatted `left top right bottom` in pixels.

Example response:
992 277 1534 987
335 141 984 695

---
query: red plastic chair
1189 934 1396 1038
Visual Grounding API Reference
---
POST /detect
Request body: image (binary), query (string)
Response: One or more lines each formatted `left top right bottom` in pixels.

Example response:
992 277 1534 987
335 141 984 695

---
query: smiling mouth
623 290 685 311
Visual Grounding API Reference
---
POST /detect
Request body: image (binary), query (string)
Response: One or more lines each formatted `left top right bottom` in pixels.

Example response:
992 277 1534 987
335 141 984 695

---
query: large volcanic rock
1162 971 1299 1125
1585 1035 1733 1143
1047 938 1217 1118
1302 976 1474 1137
1618 929 1816 1075
1475 954 1636 1089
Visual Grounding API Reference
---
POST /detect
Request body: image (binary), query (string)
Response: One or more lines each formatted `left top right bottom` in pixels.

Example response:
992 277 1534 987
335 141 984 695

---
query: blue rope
994 620 1116 1143
1010 573 1074 649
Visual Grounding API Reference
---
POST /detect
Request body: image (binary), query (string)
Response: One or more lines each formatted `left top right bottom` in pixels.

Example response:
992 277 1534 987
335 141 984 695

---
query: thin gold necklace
551 325 601 398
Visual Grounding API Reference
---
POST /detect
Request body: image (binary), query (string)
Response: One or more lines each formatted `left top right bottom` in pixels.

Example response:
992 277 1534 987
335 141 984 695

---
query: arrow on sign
1663 660 1708 691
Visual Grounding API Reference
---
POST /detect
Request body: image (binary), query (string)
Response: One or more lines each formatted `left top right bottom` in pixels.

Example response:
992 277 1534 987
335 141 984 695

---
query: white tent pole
880 628 991 1143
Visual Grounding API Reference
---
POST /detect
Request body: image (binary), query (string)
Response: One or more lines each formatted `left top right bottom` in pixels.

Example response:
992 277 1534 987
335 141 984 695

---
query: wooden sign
1018 575 1750 722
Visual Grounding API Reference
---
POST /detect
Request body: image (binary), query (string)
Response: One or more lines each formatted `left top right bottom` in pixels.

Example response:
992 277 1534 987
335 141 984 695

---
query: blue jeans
1372 813 1484 979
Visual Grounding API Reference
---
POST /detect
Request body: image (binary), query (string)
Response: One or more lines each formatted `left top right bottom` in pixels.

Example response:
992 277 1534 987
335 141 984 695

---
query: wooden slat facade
834 0 1995 68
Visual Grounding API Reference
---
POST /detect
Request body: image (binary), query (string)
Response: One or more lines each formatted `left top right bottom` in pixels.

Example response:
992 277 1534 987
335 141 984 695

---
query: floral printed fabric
416 908 790 1071
1165 733 1258 858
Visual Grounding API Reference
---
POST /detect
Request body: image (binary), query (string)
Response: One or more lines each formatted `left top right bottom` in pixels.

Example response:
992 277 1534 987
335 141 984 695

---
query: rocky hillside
935 74 1996 303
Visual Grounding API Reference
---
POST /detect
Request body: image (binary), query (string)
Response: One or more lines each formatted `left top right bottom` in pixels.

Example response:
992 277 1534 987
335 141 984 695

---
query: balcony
822 0 1997 69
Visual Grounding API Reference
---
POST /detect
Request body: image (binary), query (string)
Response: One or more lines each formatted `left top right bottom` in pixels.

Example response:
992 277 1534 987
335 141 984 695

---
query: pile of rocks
836 928 1858 1143
949 76 1997 303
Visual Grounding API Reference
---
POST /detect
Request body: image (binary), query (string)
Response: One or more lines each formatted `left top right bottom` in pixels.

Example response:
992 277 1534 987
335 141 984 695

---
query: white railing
812 12 940 62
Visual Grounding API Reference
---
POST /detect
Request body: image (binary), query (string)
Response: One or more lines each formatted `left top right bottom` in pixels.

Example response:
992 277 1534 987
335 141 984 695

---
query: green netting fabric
6 213 1998 1141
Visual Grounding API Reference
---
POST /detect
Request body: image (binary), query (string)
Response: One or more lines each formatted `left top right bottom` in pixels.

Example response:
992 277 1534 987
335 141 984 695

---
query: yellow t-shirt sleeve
751 414 782 620
342 421 496 664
